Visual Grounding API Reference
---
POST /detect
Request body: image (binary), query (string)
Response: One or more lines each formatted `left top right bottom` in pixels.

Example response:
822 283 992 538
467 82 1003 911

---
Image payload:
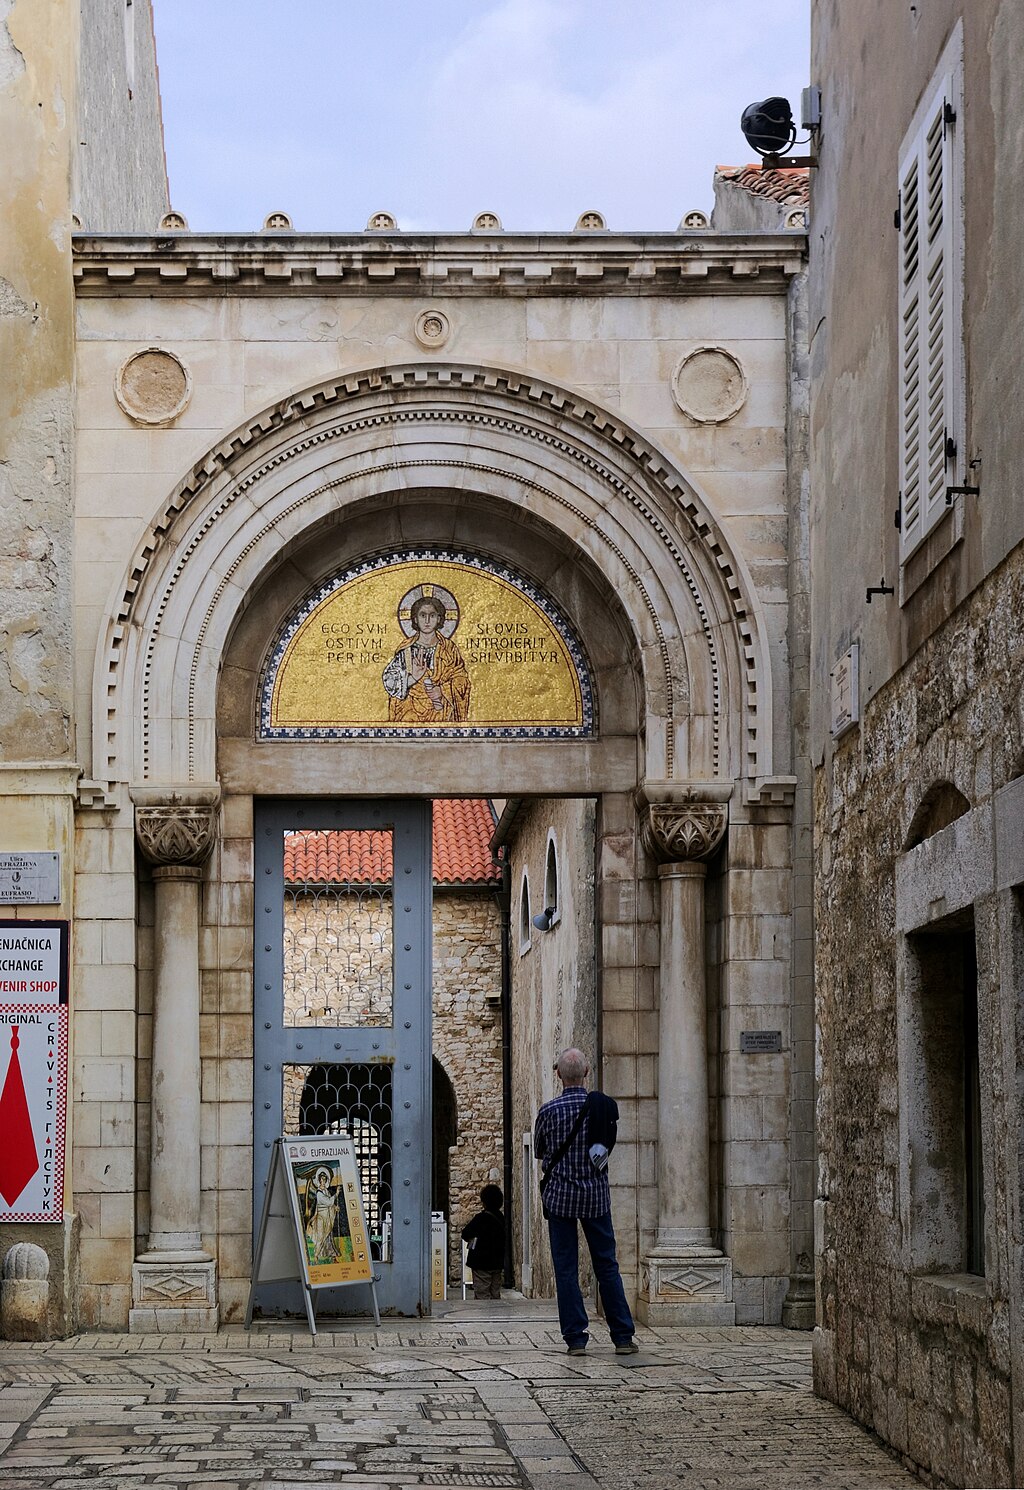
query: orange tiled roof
283 800 499 887
715 163 810 206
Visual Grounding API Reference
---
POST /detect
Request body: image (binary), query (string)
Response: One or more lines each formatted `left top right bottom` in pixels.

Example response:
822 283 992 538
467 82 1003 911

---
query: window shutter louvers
898 75 957 559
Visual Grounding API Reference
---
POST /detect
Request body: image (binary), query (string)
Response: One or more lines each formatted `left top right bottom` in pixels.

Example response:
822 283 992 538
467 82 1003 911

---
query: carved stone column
636 782 736 1326
129 786 220 1333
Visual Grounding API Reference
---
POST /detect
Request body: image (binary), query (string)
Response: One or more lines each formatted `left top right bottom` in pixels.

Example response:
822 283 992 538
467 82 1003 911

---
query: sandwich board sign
245 1136 379 1334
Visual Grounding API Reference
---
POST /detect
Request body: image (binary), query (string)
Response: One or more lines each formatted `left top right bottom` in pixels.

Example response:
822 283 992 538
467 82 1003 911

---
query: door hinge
943 99 957 134
893 191 901 231
945 431 957 464
894 492 902 532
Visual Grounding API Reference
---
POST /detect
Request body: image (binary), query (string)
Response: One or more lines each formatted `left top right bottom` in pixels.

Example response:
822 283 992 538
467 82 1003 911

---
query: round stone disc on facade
414 309 452 349
115 348 192 425
671 346 747 424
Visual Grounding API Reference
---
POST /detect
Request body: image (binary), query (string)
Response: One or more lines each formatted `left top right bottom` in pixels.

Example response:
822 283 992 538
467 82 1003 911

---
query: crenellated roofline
72 230 806 297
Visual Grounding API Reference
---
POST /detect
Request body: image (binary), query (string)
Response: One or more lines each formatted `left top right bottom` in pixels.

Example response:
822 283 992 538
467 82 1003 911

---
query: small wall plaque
0 854 60 905
830 643 860 737
740 1030 782 1054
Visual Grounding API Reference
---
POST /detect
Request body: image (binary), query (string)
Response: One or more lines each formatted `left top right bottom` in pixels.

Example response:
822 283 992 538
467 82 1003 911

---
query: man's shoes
566 1343 588 1356
614 1340 640 1355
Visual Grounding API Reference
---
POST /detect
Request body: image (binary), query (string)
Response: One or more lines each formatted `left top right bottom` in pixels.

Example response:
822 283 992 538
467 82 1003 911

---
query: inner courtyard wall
506 798 597 1299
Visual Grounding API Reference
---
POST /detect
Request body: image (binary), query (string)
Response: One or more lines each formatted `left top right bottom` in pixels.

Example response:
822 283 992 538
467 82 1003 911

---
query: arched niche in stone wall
89 362 777 795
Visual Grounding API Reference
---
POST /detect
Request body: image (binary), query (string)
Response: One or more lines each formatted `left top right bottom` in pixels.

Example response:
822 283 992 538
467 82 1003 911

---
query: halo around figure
397 582 460 639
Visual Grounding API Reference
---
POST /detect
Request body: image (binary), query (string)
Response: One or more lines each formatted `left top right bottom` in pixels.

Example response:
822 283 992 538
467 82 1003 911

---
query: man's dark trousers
547 1211 635 1347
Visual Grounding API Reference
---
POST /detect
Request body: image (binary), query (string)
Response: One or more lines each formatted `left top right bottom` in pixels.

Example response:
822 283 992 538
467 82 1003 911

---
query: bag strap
538 1092 592 1192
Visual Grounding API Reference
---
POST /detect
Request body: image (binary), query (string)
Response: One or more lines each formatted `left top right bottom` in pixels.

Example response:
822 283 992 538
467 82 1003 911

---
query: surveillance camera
740 96 796 157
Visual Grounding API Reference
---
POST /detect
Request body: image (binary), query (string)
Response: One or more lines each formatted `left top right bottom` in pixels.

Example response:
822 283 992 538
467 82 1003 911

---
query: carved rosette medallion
642 801 728 863
133 790 220 868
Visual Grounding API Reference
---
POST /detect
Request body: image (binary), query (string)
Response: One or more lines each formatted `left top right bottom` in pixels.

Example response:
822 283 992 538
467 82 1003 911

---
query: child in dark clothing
462 1184 505 1299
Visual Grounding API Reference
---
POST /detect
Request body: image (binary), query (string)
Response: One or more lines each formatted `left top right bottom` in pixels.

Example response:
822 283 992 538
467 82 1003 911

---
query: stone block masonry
813 548 1024 1489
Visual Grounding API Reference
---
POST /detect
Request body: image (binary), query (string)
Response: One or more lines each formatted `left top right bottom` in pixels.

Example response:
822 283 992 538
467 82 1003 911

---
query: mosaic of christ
381 584 471 724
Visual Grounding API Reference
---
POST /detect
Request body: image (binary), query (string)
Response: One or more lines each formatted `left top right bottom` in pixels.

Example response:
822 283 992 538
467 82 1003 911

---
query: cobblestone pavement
0 1303 919 1490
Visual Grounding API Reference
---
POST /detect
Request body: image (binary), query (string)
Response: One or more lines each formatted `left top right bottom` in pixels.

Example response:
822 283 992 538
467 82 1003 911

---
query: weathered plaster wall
0 0 76 763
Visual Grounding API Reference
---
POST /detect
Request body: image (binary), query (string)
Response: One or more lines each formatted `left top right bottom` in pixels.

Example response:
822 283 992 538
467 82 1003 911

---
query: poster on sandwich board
246 1135 379 1333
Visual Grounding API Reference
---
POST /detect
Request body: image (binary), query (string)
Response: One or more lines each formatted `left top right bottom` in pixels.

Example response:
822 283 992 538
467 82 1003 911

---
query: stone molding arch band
89 362 776 792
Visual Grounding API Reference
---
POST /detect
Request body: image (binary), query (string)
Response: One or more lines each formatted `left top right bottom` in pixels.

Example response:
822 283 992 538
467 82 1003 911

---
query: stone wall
813 551 1023 1487
507 799 597 1299
432 892 503 1280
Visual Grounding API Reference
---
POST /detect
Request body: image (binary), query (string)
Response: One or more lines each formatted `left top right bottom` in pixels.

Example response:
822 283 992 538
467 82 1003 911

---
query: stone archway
96 362 795 1331
89 362 778 794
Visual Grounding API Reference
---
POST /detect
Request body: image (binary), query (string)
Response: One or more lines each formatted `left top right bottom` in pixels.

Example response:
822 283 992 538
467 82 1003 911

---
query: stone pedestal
129 787 220 1334
636 784 736 1327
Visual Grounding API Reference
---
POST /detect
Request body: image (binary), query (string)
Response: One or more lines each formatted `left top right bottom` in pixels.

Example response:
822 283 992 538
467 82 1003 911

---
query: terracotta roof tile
715 163 810 206
283 800 499 887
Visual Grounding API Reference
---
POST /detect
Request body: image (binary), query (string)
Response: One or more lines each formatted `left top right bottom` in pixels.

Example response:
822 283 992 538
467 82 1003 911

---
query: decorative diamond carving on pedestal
637 1249 736 1327
129 1259 218 1334
661 1265 723 1296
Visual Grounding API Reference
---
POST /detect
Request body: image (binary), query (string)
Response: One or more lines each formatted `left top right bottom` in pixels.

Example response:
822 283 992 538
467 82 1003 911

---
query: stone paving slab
0 1320 919 1489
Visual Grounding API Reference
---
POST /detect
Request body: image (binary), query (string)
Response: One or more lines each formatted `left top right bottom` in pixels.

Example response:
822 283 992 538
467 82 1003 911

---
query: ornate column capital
131 785 220 869
636 781 732 864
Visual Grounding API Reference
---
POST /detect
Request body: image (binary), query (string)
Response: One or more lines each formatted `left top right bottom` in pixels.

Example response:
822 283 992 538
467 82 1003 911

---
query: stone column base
636 1248 736 1327
781 1271 815 1329
129 1256 218 1334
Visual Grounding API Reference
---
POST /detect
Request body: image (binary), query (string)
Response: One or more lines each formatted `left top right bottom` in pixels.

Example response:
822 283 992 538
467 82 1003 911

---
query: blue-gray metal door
253 798 432 1316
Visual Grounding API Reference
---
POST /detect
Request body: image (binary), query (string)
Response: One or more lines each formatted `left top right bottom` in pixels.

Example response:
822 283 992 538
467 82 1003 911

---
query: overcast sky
152 0 810 234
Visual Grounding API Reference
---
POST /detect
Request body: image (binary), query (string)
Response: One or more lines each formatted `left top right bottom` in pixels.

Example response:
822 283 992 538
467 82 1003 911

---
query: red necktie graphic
0 1027 39 1206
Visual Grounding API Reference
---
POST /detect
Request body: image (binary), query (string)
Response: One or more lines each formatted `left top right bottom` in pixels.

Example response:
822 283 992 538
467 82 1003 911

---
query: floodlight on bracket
741 87 821 169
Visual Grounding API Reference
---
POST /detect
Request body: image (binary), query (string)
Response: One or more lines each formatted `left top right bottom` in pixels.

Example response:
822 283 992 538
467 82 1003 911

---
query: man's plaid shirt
534 1087 611 1219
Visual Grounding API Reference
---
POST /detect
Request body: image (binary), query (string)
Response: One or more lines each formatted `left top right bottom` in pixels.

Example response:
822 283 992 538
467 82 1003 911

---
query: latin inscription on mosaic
260 549 594 739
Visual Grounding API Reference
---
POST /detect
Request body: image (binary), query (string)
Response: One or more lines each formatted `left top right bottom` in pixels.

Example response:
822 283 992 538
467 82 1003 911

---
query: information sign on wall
0 854 61 905
0 920 69 1222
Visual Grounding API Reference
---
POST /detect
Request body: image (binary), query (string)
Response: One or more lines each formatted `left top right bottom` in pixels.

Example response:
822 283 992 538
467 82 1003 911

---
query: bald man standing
534 1048 638 1356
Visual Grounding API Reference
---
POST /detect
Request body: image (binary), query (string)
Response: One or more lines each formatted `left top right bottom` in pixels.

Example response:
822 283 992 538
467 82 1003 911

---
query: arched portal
89 362 778 794
94 362 797 1333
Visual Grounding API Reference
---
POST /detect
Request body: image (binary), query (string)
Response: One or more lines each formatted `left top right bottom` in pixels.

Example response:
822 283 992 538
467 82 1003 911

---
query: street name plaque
0 853 61 905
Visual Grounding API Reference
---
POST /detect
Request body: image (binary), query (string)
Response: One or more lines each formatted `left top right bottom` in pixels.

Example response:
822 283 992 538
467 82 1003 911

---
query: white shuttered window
897 54 962 559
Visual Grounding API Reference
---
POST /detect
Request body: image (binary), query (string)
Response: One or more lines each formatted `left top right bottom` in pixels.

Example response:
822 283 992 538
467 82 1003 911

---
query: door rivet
404 1063 411 1070
404 867 412 874
265 868 272 875
404 944 411 951
403 1179 411 1187
404 1141 411 1147
263 1103 271 1109
264 1022 272 1029
264 1064 271 1071
296 1043 303 1050
264 984 271 991
265 945 271 952
372 1042 380 1050
334 1042 341 1049
403 1219 411 1225
404 983 411 990
404 1101 411 1109
404 1022 412 1029
404 906 411 912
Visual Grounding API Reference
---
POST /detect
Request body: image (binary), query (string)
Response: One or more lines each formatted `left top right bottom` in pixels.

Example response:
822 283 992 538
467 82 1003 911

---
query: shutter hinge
943 99 957 134
945 431 957 463
894 493 902 532
893 191 901 231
